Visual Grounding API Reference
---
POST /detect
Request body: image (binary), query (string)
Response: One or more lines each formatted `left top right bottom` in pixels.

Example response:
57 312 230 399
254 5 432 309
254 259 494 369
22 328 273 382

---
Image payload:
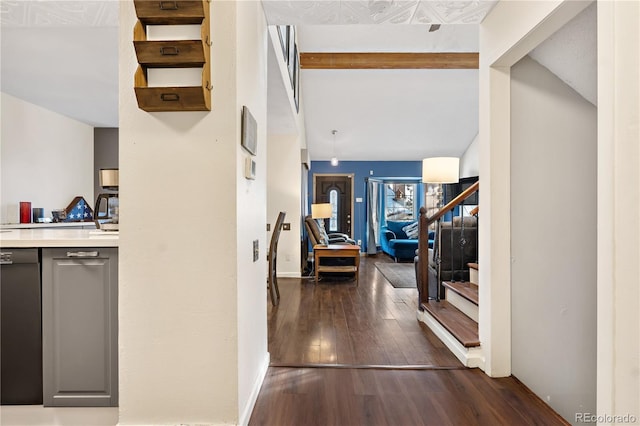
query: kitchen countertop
1 222 96 230
0 228 118 248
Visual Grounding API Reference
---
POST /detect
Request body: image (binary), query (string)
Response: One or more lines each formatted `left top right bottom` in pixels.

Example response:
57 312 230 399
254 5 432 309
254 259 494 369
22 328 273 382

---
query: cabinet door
42 248 118 407
0 249 42 405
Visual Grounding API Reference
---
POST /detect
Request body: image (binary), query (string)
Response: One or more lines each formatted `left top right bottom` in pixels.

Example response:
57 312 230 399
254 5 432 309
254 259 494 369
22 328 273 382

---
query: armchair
415 215 478 299
304 215 355 246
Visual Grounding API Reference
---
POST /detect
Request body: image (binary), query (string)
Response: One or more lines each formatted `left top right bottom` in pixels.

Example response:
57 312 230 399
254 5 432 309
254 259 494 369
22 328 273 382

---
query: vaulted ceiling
1 1 595 162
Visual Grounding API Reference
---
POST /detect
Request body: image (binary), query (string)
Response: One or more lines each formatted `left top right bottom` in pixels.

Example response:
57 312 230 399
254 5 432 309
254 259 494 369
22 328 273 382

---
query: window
329 189 338 231
385 183 416 221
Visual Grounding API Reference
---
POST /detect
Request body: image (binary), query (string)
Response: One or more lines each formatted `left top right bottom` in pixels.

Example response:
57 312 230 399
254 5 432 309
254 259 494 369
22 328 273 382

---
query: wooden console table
313 244 361 285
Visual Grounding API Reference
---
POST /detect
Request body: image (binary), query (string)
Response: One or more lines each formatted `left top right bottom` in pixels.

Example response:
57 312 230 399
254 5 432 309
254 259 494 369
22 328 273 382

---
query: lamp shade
422 157 459 183
311 203 332 219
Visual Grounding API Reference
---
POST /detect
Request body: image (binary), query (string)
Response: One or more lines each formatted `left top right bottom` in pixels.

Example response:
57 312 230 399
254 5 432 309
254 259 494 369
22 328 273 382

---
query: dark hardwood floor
250 255 568 426
268 256 460 367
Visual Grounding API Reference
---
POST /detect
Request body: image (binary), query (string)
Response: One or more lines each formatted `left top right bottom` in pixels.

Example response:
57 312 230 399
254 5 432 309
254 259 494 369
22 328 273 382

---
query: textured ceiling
263 0 497 25
0 0 118 27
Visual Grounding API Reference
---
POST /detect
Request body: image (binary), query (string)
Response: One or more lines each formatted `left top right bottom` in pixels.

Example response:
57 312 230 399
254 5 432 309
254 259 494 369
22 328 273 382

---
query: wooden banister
417 180 479 307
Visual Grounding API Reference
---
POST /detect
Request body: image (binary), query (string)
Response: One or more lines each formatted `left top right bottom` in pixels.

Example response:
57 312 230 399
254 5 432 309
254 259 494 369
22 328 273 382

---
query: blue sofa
380 220 419 261
380 220 435 261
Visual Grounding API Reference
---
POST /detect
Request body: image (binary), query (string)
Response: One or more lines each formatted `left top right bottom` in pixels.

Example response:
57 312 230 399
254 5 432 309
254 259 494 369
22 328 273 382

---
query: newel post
417 206 430 307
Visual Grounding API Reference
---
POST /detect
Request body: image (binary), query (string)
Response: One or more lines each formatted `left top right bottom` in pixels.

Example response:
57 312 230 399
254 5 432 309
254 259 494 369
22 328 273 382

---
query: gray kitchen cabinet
42 247 118 407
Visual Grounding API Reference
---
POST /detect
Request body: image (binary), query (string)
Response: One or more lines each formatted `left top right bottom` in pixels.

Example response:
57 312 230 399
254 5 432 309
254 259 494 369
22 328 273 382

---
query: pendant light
330 129 339 166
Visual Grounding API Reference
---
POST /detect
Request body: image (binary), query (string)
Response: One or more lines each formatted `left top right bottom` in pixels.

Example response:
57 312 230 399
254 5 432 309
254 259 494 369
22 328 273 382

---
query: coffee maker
95 168 119 231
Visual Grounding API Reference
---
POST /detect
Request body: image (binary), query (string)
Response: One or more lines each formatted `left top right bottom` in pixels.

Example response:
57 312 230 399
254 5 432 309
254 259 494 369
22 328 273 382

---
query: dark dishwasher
1 248 43 404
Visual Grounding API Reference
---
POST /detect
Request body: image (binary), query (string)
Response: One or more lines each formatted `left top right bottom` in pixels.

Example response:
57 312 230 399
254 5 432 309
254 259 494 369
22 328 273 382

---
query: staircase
416 180 483 368
418 263 482 367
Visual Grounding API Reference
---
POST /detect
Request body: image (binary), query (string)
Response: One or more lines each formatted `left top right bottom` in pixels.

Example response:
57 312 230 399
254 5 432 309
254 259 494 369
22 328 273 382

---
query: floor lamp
422 157 459 301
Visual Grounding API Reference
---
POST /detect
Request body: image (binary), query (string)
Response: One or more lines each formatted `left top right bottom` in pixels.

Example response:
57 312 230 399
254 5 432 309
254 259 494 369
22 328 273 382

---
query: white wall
459 134 479 178
235 1 270 424
0 93 93 223
510 55 596 422
118 1 268 424
267 133 302 277
597 1 640 420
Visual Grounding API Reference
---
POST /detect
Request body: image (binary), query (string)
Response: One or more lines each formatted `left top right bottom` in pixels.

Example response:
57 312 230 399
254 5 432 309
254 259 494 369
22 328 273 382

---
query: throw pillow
402 221 419 239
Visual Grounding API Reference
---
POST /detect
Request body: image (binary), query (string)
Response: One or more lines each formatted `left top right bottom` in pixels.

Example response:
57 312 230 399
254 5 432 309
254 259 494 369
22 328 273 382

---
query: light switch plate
282 223 291 231
253 240 259 262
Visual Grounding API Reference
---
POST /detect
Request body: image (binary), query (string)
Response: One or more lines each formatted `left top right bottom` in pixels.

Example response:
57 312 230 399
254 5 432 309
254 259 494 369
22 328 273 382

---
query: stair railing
417 180 479 307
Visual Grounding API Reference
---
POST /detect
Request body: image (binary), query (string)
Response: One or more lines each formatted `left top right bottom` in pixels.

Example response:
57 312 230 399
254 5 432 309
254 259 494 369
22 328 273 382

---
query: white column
597 0 640 420
118 1 269 424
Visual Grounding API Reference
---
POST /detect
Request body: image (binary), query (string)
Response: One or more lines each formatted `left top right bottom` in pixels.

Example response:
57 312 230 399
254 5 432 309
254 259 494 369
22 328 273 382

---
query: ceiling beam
300 52 479 70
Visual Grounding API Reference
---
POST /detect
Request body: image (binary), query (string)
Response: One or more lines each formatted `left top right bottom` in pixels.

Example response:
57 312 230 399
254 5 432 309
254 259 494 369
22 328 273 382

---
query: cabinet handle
160 46 179 56
66 251 99 258
0 252 12 264
159 1 178 10
161 93 180 102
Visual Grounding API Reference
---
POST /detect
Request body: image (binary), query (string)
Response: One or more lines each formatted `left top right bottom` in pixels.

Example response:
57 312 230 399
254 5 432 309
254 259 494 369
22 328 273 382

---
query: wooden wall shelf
134 86 211 112
134 40 206 68
133 1 206 25
133 0 211 112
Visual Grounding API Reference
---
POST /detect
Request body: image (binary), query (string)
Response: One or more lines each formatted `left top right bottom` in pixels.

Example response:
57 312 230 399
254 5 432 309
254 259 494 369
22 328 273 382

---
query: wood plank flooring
249 367 568 426
268 256 461 367
251 255 569 425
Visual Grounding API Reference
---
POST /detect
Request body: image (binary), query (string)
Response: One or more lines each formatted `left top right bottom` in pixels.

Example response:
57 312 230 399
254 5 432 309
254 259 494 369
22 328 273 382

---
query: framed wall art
241 106 257 156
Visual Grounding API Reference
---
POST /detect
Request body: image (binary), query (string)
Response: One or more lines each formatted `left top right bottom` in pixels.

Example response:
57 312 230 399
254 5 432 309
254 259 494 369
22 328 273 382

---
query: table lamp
311 203 332 235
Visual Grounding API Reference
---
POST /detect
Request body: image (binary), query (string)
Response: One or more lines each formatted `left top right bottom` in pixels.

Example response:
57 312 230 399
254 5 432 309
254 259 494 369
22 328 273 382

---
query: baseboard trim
277 272 302 278
238 352 270 426
416 309 484 369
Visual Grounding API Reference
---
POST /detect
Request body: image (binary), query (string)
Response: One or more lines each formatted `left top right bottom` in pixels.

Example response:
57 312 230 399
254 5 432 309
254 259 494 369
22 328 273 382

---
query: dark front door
314 174 353 236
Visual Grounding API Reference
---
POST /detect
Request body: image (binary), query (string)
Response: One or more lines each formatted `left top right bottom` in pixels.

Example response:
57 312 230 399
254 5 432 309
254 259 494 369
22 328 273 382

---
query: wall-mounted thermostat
245 157 256 180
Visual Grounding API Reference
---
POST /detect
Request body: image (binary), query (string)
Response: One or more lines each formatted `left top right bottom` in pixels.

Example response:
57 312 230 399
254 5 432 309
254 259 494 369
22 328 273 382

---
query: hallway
249 256 568 425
